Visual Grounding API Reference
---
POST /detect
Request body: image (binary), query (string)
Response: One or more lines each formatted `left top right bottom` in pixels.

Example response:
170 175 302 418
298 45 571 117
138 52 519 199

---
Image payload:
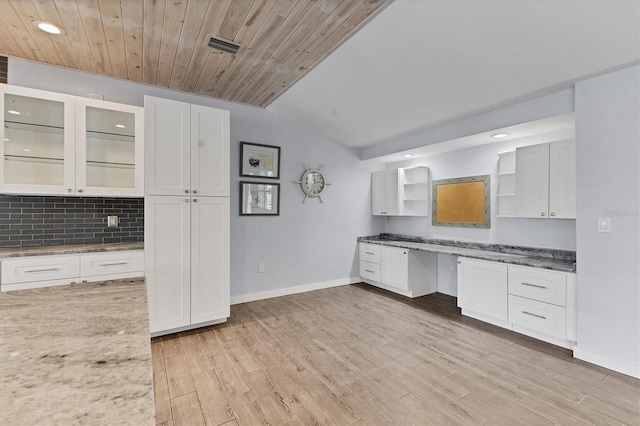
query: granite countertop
359 234 576 273
0 278 154 425
0 241 144 258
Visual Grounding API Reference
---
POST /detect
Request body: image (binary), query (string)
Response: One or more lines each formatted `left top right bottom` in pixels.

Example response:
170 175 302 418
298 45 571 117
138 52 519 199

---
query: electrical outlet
258 263 265 273
107 215 119 228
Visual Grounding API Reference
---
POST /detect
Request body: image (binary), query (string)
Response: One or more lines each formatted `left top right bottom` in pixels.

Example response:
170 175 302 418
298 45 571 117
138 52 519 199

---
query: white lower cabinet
1 250 144 291
457 257 576 348
358 243 436 298
457 258 508 325
380 247 409 291
508 295 567 340
145 196 230 336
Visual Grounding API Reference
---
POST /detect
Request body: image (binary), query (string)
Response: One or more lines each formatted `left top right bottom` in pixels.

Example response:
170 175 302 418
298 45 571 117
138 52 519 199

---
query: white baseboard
231 277 361 305
573 346 640 378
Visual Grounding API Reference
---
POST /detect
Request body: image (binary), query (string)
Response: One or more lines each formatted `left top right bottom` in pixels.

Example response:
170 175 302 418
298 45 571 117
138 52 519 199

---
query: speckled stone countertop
0 278 154 425
0 241 144 258
359 234 576 272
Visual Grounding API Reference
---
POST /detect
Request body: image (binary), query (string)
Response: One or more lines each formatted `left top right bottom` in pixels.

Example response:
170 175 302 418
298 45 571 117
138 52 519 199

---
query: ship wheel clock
294 165 331 203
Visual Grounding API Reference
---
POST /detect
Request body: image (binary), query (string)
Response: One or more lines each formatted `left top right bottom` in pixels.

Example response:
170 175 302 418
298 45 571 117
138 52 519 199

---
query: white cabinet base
458 257 576 350
359 243 437 298
1 250 144 292
150 317 227 338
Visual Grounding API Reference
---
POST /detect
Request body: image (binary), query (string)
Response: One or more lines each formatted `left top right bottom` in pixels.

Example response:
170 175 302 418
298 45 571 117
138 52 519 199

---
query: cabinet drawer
508 265 566 306
80 251 144 277
1 255 80 285
508 295 567 339
359 243 381 264
359 260 381 282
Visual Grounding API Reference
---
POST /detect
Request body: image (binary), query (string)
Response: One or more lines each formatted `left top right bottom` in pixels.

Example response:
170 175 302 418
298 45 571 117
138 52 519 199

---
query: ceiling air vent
205 35 241 55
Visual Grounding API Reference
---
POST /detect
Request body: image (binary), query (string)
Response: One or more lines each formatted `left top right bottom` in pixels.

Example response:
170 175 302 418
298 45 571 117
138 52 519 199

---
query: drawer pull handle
522 282 547 289
365 269 375 273
25 268 60 273
99 262 128 267
365 252 375 255
522 311 547 320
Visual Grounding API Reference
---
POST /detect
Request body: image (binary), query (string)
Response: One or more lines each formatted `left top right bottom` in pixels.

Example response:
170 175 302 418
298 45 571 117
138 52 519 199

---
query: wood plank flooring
151 283 640 425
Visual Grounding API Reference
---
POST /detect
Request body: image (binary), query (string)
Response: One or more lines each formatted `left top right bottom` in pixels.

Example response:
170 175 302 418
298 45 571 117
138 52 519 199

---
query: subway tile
0 195 144 246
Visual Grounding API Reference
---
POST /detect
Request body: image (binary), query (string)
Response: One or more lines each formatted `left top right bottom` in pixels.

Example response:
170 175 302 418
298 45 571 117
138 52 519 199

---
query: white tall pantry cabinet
144 96 230 336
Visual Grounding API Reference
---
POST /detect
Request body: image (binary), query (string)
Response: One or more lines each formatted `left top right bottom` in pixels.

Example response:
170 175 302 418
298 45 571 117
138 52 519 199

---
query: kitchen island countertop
0 277 154 425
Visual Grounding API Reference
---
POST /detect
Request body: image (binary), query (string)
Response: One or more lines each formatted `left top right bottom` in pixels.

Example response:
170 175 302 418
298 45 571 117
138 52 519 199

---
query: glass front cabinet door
75 98 144 197
1 84 144 197
1 85 76 195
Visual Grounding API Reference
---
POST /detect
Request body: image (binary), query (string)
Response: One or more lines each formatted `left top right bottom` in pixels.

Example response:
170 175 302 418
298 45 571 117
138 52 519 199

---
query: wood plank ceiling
0 0 392 108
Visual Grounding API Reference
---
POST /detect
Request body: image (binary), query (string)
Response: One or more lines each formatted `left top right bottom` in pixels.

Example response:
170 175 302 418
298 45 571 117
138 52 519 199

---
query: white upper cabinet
0 84 144 197
515 143 550 218
144 97 190 195
372 169 399 216
190 104 230 197
515 140 575 219
75 97 144 197
1 85 76 195
145 96 230 196
371 166 429 216
548 140 576 218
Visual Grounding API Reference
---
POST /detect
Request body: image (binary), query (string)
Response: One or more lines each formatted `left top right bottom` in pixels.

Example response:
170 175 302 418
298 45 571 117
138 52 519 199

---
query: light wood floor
151 283 640 426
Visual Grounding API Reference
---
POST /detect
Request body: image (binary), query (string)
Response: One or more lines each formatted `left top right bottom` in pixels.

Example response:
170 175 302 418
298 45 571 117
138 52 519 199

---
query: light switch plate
597 217 611 232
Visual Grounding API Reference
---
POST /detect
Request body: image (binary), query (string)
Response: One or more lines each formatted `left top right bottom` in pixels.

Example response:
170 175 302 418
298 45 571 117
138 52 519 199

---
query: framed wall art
240 181 280 216
240 142 280 179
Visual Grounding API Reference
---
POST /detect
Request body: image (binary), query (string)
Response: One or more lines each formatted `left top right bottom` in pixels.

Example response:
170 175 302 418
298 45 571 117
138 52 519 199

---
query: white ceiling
267 0 640 150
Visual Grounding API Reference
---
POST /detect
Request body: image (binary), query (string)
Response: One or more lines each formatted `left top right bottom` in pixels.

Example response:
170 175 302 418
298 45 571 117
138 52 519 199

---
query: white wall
382 129 577 250
8 59 384 301
574 65 639 377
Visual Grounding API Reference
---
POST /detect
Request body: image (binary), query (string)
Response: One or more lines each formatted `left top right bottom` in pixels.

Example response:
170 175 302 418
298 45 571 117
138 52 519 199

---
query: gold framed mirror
432 175 490 228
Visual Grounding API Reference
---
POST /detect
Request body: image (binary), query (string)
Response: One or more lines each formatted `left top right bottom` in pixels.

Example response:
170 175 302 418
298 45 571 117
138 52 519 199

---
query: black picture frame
239 142 281 179
239 181 280 216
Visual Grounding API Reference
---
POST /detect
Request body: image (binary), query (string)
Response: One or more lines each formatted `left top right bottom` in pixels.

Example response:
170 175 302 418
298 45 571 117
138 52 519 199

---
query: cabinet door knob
193 198 198 203
550 212 556 217
193 190 198 194
77 188 83 193
67 188 73 193
541 212 546 216
185 189 189 194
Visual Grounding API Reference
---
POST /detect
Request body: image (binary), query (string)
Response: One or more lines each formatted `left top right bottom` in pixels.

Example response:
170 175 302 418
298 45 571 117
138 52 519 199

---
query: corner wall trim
573 346 640 378
231 277 361 305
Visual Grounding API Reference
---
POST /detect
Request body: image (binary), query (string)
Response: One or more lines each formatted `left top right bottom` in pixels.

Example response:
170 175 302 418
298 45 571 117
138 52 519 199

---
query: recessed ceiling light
23 149 32 152
115 124 126 128
491 133 509 139
33 20 64 35
8 110 21 115
402 154 414 158
3 138 9 142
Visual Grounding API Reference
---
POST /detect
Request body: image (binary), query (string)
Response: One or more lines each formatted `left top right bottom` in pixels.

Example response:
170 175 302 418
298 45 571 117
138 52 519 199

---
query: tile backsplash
0 195 144 247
